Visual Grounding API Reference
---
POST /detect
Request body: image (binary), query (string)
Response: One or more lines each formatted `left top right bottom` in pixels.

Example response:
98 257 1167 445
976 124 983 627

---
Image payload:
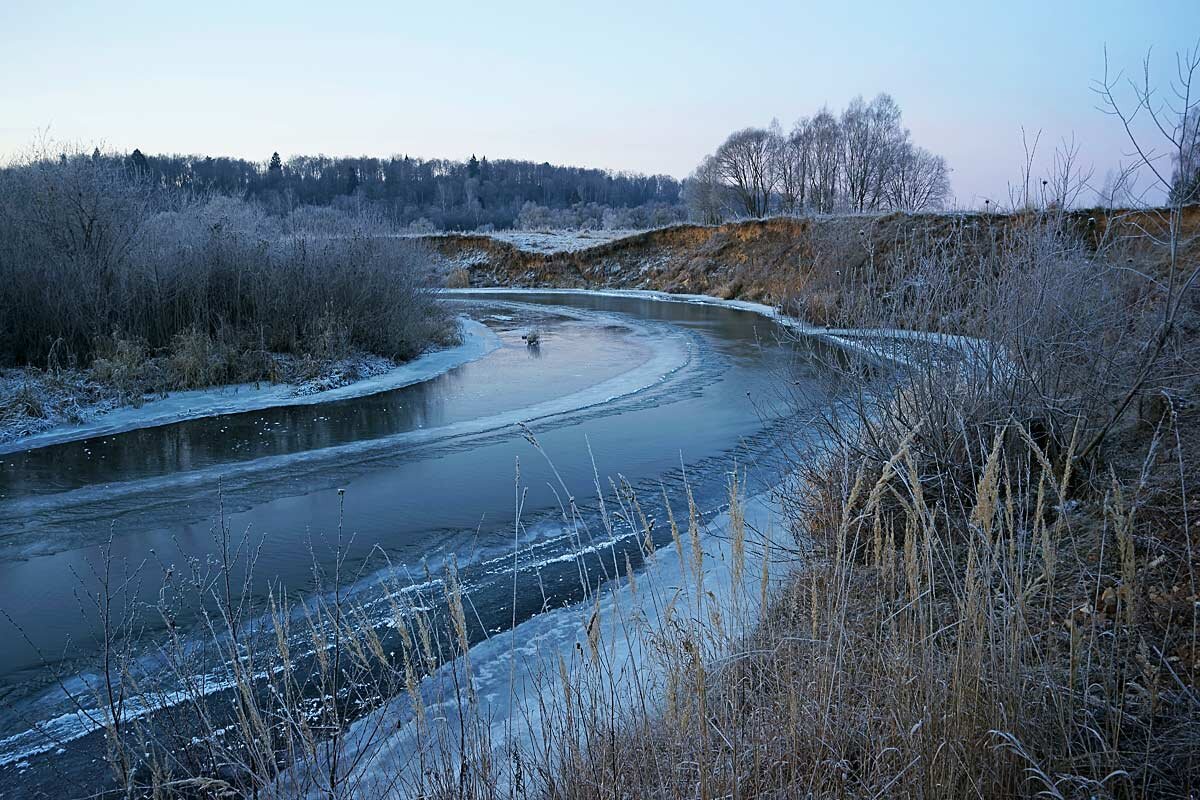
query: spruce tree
129 148 149 173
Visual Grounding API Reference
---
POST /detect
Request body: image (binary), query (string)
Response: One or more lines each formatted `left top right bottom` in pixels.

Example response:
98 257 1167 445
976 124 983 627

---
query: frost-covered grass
0 146 456 372
13 215 1199 798
0 369 122 444
0 145 465 449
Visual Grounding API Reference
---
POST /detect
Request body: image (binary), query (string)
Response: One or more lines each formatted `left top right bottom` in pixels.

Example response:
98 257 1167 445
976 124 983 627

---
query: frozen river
0 291 841 798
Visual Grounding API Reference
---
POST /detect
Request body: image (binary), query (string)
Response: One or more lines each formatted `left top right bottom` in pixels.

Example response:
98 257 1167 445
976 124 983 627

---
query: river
0 291 840 798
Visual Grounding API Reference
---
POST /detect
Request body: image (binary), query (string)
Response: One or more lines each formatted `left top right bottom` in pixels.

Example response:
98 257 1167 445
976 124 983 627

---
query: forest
116 149 685 231
29 93 960 235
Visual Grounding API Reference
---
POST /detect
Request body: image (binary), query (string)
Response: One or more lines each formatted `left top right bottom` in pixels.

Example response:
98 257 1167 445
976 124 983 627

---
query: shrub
0 145 455 375
89 335 152 400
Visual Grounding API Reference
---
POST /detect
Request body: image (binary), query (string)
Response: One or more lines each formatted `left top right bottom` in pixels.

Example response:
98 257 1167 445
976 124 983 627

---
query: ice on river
276 486 792 799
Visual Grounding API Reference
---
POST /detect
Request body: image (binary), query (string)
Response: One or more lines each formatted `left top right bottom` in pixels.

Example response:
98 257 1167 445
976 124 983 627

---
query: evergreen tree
129 148 149 173
268 152 283 174
467 154 480 178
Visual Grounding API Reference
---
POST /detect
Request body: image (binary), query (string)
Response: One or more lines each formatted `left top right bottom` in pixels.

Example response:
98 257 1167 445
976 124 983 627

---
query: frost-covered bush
516 200 684 231
405 217 437 234
0 146 455 372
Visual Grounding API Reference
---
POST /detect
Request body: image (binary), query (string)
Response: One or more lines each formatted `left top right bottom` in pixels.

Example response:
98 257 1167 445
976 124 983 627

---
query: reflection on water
0 303 639 502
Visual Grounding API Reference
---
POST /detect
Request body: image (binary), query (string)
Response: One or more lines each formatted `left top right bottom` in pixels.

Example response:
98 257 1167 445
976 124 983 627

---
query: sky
2 0 1197 207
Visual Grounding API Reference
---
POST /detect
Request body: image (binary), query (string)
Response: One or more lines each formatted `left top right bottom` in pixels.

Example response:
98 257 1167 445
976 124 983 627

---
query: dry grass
544 214 1200 798
560 421 1199 798
446 268 472 289
40 416 1196 798
14 212 1198 799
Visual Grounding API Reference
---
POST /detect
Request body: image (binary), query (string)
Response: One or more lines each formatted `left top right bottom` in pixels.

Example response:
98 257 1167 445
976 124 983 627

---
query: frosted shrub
0 147 455 377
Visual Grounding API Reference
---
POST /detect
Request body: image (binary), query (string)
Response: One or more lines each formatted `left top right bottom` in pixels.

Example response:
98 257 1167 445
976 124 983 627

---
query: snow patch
479 229 643 254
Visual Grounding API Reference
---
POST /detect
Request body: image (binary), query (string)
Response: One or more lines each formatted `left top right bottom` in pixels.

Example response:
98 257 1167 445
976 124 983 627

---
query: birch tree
712 127 780 218
841 94 905 212
808 109 842 214
775 117 813 214
884 144 951 211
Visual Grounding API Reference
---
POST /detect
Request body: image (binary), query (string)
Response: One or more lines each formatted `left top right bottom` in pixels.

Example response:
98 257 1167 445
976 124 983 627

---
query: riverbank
551 220 1199 796
4 211 1195 796
0 318 499 455
438 214 1199 796
428 208 1200 307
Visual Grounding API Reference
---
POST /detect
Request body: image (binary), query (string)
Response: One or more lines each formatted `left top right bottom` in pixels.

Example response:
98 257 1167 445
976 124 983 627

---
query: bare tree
1007 126 1043 211
1081 42 1200 460
807 108 842 214
692 95 949 217
884 144 951 211
1094 162 1142 208
1171 106 1200 204
841 94 905 212
775 117 813 215
712 127 780 218
682 155 726 224
1045 134 1095 209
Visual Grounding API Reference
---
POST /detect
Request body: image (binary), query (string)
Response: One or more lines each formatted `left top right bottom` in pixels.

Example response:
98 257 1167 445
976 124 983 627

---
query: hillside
428 208 1200 309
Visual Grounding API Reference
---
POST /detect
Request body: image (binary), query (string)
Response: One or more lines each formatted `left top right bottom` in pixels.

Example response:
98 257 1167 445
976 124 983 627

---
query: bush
0 145 456 376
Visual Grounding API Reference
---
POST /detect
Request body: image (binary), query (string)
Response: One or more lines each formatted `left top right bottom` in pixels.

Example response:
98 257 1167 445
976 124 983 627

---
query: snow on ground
0 372 123 446
476 229 644 254
0 319 501 456
394 228 645 255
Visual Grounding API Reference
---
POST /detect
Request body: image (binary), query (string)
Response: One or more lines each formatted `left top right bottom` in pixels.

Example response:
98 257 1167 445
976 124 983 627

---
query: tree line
685 94 952 222
16 96 952 236
120 149 683 231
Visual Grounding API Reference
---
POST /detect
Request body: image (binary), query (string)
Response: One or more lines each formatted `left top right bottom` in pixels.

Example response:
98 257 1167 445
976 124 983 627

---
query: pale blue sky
2 0 1196 206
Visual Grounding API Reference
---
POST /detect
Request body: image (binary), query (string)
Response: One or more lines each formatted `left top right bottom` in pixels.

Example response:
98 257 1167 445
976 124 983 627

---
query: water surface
0 292 837 797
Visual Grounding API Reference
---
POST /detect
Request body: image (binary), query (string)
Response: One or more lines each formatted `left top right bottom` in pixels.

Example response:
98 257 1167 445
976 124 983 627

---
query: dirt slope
426 208 1200 305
